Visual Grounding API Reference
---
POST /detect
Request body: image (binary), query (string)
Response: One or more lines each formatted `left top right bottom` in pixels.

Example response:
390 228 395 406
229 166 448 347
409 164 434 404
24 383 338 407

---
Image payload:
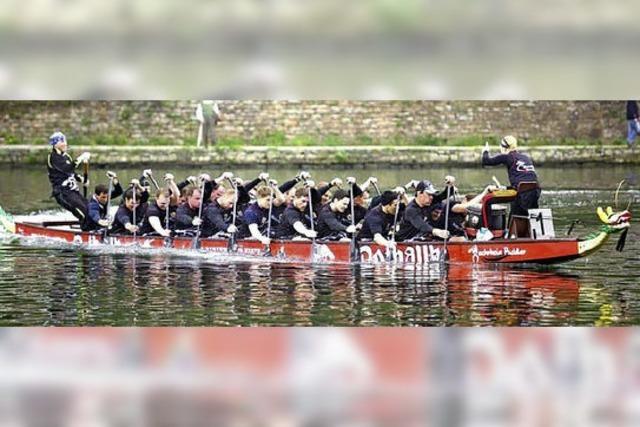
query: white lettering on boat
468 245 527 262
359 244 442 264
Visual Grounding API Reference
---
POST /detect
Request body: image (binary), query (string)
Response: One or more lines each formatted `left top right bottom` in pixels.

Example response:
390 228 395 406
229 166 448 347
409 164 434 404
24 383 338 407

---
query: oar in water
226 177 239 252
386 192 402 263
307 185 318 261
191 178 207 249
82 160 90 199
264 184 275 256
440 184 452 264
349 181 359 262
131 182 138 243
102 175 114 242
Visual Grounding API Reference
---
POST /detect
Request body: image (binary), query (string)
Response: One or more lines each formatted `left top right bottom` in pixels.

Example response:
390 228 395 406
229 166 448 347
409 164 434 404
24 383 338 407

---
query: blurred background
1 2 637 425
0 0 639 99
0 328 637 426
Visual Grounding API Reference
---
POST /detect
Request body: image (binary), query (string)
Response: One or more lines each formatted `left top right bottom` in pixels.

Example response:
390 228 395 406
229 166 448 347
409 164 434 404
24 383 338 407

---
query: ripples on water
0 221 637 327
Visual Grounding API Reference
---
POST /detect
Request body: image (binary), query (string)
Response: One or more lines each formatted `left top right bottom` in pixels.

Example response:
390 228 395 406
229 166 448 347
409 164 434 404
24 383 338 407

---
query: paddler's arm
149 216 170 237
278 178 299 194
175 206 194 228
323 212 349 233
373 233 393 248
481 151 509 167
293 221 316 238
163 173 180 205
248 223 262 239
88 202 102 224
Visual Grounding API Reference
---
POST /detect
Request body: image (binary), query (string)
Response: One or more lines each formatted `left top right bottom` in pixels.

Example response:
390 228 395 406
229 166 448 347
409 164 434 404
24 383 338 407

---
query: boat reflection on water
0 239 582 326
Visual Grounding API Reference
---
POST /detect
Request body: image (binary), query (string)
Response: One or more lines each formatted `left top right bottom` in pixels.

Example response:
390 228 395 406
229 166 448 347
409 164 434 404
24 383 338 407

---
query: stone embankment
2 145 638 167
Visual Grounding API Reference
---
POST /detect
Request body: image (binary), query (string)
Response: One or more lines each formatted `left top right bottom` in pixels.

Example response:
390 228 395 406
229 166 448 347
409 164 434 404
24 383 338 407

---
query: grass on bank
0 131 629 147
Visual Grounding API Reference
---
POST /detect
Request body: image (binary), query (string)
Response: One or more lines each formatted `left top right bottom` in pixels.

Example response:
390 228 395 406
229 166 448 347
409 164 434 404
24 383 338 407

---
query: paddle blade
616 228 628 252
349 239 360 262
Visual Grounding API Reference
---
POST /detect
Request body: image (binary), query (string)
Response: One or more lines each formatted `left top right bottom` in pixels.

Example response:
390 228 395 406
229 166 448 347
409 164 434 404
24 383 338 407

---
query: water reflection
0 242 590 326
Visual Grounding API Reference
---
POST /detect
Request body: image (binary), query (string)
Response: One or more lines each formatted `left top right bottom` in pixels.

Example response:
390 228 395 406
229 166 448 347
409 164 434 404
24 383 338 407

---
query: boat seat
508 215 530 238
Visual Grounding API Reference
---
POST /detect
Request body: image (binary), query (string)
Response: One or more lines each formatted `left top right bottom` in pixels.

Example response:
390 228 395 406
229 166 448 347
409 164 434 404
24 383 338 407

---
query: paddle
264 184 275 256
349 181 359 262
82 161 89 199
372 181 381 197
102 175 114 242
386 192 402 263
307 185 318 261
226 177 238 253
191 178 207 249
146 171 161 190
131 182 138 243
440 184 451 264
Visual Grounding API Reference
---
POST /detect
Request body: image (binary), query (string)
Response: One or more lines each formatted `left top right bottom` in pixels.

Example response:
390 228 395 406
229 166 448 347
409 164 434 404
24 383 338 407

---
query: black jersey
482 151 538 188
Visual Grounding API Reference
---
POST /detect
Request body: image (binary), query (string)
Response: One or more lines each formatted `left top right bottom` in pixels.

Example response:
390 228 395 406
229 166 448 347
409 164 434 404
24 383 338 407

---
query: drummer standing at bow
46 131 92 225
481 135 541 216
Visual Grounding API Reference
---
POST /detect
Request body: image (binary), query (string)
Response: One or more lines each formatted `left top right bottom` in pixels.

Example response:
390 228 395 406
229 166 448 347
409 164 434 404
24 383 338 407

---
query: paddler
274 187 317 240
83 171 123 231
237 184 284 245
175 185 204 234
395 179 452 242
46 131 91 225
482 135 540 216
358 189 406 250
201 187 238 238
316 190 357 241
139 174 180 237
110 180 149 235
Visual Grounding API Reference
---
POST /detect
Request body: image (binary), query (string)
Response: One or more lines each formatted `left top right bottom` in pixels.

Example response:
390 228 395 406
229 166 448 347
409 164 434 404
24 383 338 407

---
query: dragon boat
0 188 630 266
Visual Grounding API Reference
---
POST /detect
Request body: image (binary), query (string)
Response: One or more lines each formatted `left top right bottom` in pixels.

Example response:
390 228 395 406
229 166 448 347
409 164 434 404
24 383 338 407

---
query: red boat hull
14 221 585 265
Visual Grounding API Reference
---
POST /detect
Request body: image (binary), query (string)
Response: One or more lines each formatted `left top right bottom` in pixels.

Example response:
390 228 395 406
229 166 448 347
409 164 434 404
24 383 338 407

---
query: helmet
49 131 66 146
416 180 438 195
500 135 517 150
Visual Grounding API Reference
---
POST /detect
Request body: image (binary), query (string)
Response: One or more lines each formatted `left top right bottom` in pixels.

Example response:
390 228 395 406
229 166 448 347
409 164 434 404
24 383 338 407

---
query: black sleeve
175 205 194 228
243 177 261 193
284 208 302 227
433 188 451 204
367 214 384 236
205 207 228 231
202 180 213 202
278 178 299 194
177 179 189 191
115 206 131 227
482 152 510 167
322 211 348 232
405 206 433 233
309 187 326 206
139 189 150 204
318 184 331 197
111 182 123 199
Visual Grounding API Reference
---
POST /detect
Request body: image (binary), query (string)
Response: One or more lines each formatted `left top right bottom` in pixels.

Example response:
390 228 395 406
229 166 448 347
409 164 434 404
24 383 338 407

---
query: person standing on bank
626 101 640 149
195 100 221 148
481 135 540 217
46 131 92 225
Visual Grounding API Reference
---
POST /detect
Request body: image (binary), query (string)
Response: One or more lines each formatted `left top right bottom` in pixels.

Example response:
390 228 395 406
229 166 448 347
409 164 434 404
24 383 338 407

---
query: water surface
0 165 638 326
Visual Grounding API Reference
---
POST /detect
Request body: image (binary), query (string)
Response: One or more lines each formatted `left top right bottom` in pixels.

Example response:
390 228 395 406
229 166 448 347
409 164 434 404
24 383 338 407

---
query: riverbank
2 145 639 167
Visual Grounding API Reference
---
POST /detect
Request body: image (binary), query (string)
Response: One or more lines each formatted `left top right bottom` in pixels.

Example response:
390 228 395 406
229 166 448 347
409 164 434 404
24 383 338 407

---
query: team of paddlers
46 132 540 250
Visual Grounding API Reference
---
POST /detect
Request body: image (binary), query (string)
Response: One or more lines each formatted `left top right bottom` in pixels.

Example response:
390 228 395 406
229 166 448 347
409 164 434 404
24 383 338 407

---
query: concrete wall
0 101 627 144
